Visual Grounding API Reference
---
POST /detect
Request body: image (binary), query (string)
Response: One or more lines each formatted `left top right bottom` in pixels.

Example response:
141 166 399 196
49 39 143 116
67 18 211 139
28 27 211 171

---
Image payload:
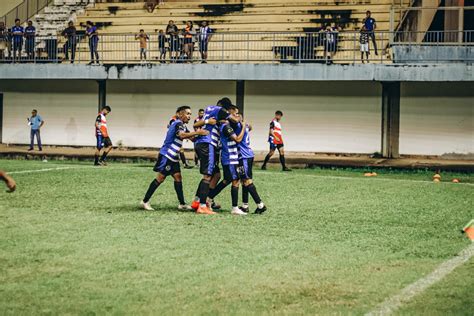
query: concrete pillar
381 82 400 158
236 80 245 115
97 80 106 112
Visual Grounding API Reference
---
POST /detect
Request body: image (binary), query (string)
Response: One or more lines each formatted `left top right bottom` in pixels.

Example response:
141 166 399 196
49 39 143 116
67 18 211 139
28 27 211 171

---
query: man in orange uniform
261 110 291 171
94 106 113 166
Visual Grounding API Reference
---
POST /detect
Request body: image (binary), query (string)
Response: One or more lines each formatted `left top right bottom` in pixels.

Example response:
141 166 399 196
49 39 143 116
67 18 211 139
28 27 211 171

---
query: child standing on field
158 29 167 63
360 25 370 63
135 29 149 63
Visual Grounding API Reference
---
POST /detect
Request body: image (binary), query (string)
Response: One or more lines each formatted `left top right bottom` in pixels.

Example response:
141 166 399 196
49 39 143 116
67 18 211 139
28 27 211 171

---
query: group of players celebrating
139 97 266 215
92 97 292 215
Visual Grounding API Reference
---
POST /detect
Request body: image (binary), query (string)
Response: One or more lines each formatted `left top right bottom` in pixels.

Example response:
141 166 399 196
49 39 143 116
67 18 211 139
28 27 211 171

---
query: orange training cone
463 220 474 241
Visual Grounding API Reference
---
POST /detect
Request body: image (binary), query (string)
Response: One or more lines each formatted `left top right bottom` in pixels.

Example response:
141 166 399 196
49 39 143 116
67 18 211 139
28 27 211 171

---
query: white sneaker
140 201 155 211
178 204 193 211
231 208 247 216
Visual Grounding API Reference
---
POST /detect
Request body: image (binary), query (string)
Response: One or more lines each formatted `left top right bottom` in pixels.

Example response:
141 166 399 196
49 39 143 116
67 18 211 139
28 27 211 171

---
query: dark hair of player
275 110 283 116
15 18 20 23
177 105 191 113
217 97 233 110
104 106 112 112
198 109 204 112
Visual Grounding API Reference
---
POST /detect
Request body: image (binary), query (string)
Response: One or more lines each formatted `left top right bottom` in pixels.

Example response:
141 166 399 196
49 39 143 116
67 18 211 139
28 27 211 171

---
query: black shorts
153 154 181 176
239 158 253 180
195 142 220 176
184 38 193 45
223 164 240 181
270 143 284 150
96 136 112 150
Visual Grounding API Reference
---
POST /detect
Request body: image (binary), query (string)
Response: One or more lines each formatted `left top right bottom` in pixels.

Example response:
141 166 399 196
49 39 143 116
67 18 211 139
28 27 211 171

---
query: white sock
243 203 249 208
258 202 264 209
200 203 207 208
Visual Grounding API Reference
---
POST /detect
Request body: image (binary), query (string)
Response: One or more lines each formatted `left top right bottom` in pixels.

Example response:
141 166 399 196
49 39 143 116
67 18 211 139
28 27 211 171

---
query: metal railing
0 30 472 64
1 0 54 27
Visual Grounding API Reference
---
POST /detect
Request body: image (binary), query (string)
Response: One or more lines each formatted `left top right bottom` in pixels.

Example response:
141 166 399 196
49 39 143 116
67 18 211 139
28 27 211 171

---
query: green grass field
1 159 473 315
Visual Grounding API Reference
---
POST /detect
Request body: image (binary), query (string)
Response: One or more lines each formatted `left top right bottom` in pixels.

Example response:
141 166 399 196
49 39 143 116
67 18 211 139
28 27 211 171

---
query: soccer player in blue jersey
208 107 267 214
191 97 239 215
219 115 247 215
140 106 208 211
168 111 193 169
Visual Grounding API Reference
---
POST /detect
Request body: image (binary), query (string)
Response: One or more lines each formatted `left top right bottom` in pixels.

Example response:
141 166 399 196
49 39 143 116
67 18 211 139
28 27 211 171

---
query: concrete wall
245 81 382 153
1 80 98 146
106 80 235 149
1 80 473 155
400 82 474 155
0 80 236 149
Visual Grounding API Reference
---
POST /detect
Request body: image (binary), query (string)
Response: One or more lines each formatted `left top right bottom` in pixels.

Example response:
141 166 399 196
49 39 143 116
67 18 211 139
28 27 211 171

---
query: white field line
7 166 85 174
365 242 474 316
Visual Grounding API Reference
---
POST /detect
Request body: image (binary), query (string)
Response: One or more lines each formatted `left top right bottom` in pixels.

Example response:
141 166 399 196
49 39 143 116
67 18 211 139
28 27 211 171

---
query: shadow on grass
105 204 235 216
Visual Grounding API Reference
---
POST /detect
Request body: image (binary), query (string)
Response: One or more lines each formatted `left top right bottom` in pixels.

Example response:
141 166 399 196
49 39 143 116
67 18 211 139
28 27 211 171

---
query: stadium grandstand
0 0 473 314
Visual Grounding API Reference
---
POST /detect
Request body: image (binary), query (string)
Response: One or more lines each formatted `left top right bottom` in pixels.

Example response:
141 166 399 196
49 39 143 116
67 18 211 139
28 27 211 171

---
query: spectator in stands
183 21 196 62
145 0 157 13
158 29 167 63
322 24 338 65
86 21 100 65
363 11 378 55
28 109 44 151
135 29 150 63
6 27 13 59
198 21 213 63
62 21 77 63
360 25 370 63
24 20 36 61
0 22 6 60
11 18 24 62
166 20 179 61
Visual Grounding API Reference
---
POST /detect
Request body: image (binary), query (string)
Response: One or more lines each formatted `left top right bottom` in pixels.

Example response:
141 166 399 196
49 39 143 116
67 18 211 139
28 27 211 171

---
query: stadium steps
64 0 411 63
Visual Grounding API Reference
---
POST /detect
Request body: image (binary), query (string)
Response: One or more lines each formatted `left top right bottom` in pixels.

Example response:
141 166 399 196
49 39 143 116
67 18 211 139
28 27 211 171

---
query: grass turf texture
1 159 473 314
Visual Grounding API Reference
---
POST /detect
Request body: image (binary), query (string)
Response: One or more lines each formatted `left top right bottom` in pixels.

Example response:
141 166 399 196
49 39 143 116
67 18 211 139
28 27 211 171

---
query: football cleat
196 206 216 215
261 165 267 170
254 205 267 215
191 200 200 210
211 201 221 210
231 208 248 216
282 167 292 172
239 205 250 213
178 204 193 211
140 201 155 211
